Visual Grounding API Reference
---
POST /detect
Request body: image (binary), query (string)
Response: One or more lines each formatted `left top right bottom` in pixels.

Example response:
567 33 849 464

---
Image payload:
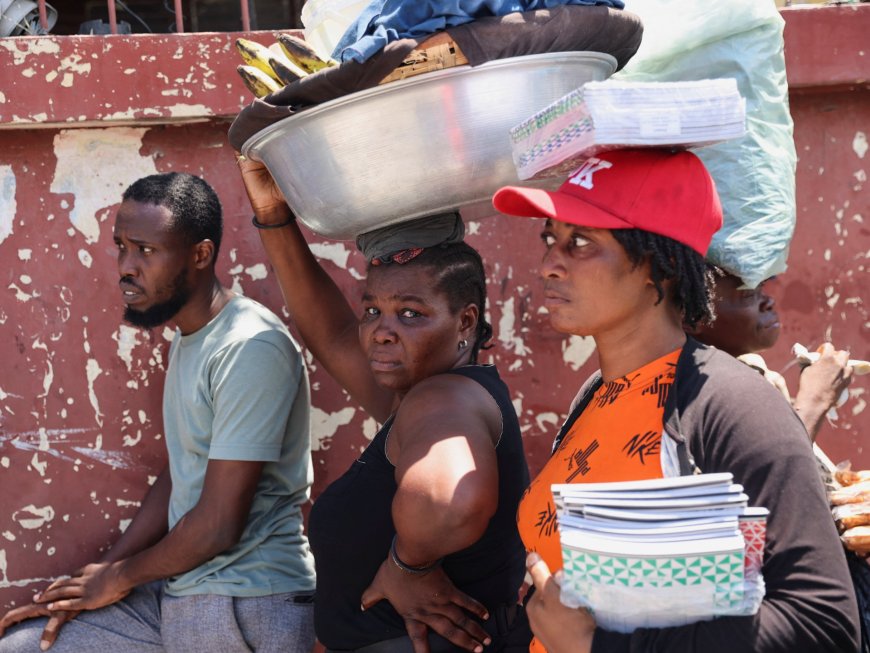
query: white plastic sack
615 0 796 289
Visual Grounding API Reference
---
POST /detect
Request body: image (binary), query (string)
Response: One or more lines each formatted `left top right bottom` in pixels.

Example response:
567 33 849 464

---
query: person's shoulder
196 298 304 380
679 339 802 424
401 369 498 417
223 296 301 351
682 338 777 392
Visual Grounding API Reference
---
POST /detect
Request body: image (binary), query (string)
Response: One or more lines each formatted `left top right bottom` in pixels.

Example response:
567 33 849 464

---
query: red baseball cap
492 149 723 255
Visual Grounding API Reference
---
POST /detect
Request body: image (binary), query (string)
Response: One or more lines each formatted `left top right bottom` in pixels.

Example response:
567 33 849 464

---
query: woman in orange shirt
492 148 859 653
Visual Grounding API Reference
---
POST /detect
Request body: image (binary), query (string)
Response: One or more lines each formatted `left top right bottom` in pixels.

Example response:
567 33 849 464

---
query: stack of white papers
511 79 746 180
553 473 767 633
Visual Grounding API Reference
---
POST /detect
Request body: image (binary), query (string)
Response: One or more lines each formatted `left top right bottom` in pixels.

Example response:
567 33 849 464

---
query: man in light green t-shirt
0 173 316 653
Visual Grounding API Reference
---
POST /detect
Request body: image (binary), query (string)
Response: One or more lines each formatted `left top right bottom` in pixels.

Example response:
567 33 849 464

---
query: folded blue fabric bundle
334 0 626 63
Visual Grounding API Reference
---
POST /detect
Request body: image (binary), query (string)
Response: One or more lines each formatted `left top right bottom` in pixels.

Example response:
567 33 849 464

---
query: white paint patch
165 103 212 117
50 128 159 243
245 263 268 281
0 457 8 468
59 53 91 75
12 505 54 530
18 248 32 260
535 412 560 431
0 38 60 65
851 388 866 417
310 242 351 270
497 297 531 355
113 325 141 372
123 430 142 447
86 358 104 426
854 132 868 159
362 417 379 441
8 283 35 302
78 248 93 268
30 453 47 476
562 335 596 372
310 406 356 451
0 165 16 245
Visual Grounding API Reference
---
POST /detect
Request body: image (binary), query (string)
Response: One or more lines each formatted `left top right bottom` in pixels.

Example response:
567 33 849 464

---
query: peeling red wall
1 7 868 612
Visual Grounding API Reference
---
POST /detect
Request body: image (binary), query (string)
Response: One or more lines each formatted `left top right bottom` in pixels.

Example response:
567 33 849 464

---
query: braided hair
610 229 715 329
379 242 494 363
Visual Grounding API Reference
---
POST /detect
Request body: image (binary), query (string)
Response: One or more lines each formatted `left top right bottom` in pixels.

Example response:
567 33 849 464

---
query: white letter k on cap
569 158 613 190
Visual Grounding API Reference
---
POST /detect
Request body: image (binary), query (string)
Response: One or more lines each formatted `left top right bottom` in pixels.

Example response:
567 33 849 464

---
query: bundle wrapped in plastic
613 0 796 289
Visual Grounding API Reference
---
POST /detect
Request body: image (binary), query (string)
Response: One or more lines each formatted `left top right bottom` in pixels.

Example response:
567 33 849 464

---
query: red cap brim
492 186 635 230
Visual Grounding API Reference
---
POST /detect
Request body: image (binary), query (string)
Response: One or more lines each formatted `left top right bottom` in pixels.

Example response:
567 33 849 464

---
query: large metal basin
242 51 617 240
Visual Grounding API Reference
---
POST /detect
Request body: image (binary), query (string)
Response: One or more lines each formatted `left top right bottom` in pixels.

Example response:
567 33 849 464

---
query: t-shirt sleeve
590 366 860 653
207 335 303 462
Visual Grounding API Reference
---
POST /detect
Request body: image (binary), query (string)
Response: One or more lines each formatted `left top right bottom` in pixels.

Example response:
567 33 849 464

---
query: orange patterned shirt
518 348 680 581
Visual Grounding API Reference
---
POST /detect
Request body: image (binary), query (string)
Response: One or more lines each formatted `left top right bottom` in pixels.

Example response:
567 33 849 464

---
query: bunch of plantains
236 35 338 98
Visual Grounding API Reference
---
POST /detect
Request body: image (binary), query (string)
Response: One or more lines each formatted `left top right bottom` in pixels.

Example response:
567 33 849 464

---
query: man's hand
361 558 490 653
526 553 595 653
0 601 79 650
33 562 130 613
794 342 854 439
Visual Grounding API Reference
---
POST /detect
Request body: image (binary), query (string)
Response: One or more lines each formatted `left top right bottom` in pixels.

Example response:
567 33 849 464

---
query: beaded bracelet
390 535 444 576
251 214 295 229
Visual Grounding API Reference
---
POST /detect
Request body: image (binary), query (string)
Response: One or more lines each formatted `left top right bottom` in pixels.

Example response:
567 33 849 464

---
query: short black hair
611 229 715 329
122 172 222 259
388 242 494 363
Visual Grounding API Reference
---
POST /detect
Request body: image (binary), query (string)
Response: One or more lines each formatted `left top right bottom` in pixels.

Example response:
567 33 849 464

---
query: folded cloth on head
228 6 643 150
334 0 626 64
356 212 465 264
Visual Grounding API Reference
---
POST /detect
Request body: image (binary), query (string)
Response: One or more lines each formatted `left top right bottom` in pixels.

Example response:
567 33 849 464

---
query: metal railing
34 0 254 34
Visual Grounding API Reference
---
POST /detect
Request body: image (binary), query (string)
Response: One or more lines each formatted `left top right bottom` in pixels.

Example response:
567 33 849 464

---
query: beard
123 269 191 329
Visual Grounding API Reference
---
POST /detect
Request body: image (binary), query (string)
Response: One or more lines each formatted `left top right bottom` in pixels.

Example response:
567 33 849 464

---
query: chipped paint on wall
12 505 54 530
50 128 158 243
562 335 596 372
0 38 60 66
497 297 531 356
310 406 356 451
85 358 104 427
113 325 141 373
245 263 267 281
310 242 352 270
0 165 15 245
854 131 868 159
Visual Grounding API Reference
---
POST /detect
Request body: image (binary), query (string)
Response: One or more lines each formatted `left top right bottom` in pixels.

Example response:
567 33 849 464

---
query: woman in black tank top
239 161 531 653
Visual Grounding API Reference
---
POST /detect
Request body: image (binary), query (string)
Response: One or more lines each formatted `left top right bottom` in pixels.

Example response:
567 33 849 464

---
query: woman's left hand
526 553 596 653
361 558 491 653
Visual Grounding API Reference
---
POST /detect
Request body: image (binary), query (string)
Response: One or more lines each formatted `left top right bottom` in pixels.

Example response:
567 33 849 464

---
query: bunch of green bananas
235 35 338 99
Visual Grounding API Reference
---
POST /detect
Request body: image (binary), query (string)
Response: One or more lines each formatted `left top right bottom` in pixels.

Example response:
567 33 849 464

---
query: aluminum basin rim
240 50 618 159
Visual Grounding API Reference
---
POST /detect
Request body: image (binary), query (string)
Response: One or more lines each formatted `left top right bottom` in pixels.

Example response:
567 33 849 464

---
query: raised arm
792 342 854 441
361 375 502 653
236 155 394 421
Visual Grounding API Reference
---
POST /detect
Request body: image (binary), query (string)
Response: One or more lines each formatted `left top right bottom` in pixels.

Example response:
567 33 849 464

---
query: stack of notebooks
510 78 746 181
553 473 767 633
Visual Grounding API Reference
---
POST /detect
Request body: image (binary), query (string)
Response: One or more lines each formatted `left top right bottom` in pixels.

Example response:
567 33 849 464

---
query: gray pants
0 582 315 653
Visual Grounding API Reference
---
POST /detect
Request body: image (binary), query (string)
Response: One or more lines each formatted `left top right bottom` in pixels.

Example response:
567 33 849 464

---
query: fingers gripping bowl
241 52 617 240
